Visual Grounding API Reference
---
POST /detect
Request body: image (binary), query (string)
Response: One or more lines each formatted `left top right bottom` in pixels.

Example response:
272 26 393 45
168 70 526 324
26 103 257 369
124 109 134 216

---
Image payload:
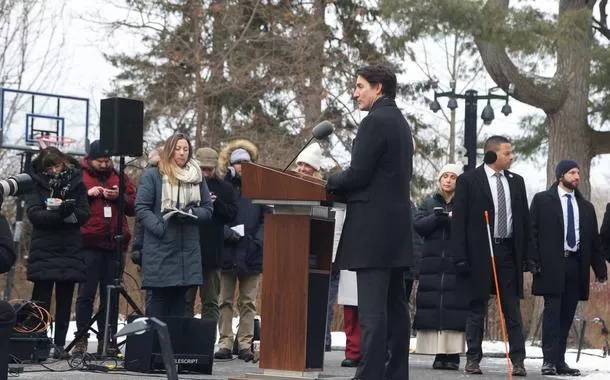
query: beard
560 177 578 190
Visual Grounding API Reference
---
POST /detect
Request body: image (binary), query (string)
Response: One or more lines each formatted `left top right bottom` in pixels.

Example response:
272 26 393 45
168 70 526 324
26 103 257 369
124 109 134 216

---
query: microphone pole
283 136 315 173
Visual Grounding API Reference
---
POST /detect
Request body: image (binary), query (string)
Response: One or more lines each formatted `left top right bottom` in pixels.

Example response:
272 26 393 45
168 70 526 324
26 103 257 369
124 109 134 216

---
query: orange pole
485 211 513 379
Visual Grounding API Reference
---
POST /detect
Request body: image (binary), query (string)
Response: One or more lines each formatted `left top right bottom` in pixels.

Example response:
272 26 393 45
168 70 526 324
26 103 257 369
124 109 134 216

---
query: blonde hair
158 133 193 184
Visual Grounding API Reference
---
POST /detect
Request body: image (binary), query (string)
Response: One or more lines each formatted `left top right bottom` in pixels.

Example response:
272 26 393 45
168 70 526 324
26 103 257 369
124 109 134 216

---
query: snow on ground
53 318 610 376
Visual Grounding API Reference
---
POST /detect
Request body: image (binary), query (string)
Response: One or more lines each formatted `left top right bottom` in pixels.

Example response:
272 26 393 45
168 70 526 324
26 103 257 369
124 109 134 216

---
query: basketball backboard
0 88 89 155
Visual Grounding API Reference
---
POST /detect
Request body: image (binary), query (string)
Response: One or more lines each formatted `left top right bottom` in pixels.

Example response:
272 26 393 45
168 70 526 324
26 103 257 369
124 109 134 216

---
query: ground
8 335 610 379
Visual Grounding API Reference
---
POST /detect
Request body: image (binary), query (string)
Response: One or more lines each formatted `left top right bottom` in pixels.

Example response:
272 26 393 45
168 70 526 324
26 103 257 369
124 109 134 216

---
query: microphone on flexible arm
282 120 334 172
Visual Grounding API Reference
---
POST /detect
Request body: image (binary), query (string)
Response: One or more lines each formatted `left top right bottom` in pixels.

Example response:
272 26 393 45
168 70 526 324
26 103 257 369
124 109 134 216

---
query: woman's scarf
161 159 202 211
45 168 73 199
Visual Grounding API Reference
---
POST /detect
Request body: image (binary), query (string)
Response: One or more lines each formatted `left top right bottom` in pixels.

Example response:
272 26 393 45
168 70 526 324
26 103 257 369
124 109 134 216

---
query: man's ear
374 82 383 96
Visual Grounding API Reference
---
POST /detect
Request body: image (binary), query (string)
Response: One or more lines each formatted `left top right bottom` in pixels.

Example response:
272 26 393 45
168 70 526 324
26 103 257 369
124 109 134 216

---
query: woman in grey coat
135 133 213 317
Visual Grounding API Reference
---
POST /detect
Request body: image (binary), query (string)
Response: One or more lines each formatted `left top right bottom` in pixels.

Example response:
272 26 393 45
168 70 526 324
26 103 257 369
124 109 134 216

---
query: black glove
226 231 242 244
522 259 541 275
59 199 76 217
130 250 142 266
454 259 471 276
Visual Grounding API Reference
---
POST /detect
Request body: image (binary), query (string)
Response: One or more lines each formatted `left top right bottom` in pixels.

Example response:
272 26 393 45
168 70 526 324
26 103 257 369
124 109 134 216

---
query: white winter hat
296 143 323 171
438 163 463 181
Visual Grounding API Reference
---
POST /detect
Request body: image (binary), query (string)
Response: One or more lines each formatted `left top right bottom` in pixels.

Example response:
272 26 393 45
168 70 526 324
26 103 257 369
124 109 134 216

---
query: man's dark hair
484 135 511 152
356 64 397 99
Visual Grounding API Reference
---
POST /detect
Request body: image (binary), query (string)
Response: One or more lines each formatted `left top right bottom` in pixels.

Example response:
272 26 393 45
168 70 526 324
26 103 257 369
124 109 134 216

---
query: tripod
66 155 143 356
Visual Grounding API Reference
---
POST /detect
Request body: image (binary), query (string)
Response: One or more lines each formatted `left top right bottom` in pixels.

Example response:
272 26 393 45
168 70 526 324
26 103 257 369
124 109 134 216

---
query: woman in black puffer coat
25 147 89 358
413 164 467 371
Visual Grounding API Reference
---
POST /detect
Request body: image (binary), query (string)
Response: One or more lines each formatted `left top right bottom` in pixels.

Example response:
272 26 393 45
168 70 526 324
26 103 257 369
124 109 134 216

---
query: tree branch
591 128 610 155
475 0 568 112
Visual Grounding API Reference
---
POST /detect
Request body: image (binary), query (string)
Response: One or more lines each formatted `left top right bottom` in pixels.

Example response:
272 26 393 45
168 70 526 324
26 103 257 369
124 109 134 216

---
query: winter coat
135 167 213 288
79 158 136 252
327 97 413 270
0 215 16 274
451 165 532 301
200 176 238 270
25 158 90 282
405 201 424 280
530 185 607 300
601 202 610 262
217 139 268 274
413 193 467 331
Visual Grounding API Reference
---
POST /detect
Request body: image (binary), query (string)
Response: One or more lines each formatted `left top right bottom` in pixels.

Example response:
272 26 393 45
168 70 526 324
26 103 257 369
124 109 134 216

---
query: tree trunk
301 0 326 132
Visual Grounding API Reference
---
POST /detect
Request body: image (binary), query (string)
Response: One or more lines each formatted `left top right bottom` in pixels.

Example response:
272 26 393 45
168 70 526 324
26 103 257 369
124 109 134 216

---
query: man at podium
326 64 414 380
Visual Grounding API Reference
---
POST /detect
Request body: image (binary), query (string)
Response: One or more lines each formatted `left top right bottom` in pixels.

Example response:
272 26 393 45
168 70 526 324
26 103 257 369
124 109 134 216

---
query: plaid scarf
45 168 73 199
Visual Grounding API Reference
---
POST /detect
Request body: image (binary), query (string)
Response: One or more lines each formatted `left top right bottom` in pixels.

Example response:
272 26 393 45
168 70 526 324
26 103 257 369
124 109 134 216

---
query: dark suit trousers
542 255 580 366
356 269 410 380
465 243 526 364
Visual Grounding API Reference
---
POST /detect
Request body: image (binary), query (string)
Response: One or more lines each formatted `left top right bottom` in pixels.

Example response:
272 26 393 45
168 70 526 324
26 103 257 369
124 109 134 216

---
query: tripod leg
119 286 144 316
65 309 102 352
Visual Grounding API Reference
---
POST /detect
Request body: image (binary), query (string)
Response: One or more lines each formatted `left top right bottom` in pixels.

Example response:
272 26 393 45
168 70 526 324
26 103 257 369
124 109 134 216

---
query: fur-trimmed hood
217 138 259 176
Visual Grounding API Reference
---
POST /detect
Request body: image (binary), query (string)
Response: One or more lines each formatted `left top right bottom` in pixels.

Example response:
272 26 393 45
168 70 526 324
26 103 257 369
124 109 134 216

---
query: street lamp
429 85 512 171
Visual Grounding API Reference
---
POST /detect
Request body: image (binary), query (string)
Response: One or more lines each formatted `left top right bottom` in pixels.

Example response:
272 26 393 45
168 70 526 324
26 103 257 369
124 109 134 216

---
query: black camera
0 173 34 198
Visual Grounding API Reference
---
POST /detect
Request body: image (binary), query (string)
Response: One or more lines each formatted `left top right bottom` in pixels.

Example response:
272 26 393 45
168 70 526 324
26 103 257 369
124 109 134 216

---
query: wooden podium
229 163 344 380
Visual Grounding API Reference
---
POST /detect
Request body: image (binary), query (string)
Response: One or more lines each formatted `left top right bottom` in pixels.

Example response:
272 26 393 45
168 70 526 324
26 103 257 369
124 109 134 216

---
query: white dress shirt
558 186 580 251
484 164 513 238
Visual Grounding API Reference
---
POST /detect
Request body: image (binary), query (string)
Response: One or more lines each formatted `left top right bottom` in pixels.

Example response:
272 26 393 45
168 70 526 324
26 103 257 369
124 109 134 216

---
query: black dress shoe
557 363 581 376
341 358 360 367
512 362 527 377
541 361 557 376
464 358 482 374
325 344 332 352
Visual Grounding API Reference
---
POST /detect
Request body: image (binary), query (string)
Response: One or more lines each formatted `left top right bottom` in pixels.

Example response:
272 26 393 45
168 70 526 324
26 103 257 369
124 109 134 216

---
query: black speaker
100 97 144 157
124 316 216 374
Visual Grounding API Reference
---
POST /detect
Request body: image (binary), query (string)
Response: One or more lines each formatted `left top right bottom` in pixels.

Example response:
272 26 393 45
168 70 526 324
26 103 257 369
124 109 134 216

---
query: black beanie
555 160 579 181
87 140 107 160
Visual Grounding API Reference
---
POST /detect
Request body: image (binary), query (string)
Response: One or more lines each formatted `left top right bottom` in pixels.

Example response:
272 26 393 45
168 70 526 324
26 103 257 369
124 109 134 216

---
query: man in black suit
452 135 531 376
530 160 607 376
601 202 610 262
326 64 413 380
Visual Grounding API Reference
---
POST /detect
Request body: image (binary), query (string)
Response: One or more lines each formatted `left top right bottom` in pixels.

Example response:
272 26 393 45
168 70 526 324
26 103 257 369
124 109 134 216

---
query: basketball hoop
36 135 77 150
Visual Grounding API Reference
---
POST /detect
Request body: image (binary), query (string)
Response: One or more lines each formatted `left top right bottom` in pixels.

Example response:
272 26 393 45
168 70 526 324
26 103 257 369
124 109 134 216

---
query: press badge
104 206 112 218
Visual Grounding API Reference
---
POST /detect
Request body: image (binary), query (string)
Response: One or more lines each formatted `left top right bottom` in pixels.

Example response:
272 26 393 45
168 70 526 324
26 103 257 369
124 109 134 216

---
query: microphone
483 151 497 164
283 121 334 172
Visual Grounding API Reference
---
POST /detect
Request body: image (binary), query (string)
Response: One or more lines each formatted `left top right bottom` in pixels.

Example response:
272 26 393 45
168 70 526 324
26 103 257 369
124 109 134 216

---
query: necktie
566 194 576 248
494 172 507 238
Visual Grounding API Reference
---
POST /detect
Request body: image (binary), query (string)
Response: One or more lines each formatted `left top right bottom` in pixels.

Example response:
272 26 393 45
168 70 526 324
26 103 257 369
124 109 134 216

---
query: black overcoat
200 176 237 270
451 165 532 301
413 193 468 331
327 97 413 270
25 159 90 282
530 185 607 300
600 202 610 262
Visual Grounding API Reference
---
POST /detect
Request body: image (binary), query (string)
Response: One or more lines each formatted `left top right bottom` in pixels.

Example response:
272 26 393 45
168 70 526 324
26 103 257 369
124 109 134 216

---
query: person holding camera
0 193 16 275
135 134 213 317
72 140 136 357
413 164 467 371
25 147 90 359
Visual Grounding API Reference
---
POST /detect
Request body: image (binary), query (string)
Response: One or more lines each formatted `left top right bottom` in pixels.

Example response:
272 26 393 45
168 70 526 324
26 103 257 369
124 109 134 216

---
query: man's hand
454 260 471 276
102 186 119 200
88 186 104 197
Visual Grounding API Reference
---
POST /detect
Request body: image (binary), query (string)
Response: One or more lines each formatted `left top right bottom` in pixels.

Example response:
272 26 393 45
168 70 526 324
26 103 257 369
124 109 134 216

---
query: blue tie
566 194 576 249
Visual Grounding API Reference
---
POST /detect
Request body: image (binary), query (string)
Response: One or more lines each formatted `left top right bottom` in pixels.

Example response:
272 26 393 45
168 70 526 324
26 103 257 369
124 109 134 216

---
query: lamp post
430 85 513 171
